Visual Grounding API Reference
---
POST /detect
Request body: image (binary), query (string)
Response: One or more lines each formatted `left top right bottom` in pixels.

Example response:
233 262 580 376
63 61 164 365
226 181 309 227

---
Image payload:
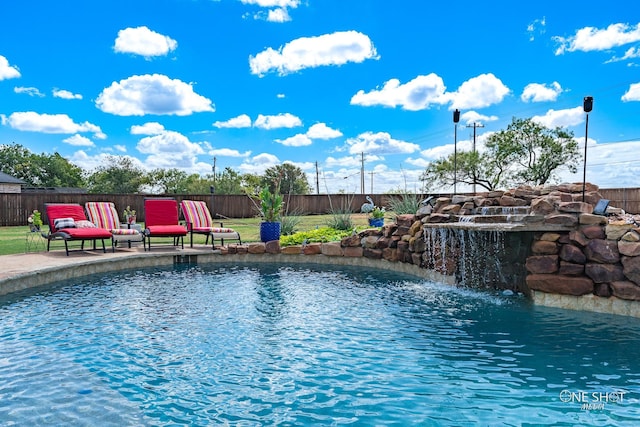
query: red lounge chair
45 203 112 256
85 202 146 252
180 200 241 249
144 198 188 251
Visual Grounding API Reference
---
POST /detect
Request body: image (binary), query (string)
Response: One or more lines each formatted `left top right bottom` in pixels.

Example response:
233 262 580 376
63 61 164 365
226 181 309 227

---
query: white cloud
4 111 106 139
14 86 44 97
306 123 342 139
0 55 20 80
622 82 640 101
114 145 127 152
131 122 166 135
351 74 447 111
53 89 82 100
275 134 312 147
114 26 178 59
460 111 498 125
69 151 147 172
96 74 214 116
554 23 640 55
345 131 419 155
210 148 251 157
254 113 302 129
521 82 563 102
447 73 510 110
249 30 378 76
527 17 546 42
238 152 280 174
532 107 584 128
63 134 95 147
240 0 299 6
325 156 361 168
136 131 205 156
606 47 640 63
213 114 252 128
266 8 291 22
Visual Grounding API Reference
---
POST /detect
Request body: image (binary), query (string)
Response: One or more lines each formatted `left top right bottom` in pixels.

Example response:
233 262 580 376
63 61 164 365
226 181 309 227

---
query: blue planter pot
260 221 281 242
368 218 384 227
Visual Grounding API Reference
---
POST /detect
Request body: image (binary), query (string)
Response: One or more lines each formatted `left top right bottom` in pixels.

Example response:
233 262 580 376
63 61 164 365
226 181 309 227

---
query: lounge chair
180 200 241 249
144 198 188 251
44 203 113 256
85 202 145 252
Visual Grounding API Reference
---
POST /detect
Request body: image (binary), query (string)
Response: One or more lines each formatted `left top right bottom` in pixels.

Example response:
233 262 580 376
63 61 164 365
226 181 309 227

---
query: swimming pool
1 263 639 425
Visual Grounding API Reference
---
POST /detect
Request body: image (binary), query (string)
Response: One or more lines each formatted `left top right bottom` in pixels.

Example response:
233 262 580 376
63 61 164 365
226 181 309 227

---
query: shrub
386 193 421 215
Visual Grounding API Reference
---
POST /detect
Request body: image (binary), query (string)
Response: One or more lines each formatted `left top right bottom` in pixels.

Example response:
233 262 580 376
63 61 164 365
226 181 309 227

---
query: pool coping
0 246 455 296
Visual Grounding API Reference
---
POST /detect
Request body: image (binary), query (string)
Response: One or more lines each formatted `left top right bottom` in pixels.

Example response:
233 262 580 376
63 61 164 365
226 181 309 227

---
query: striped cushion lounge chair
85 202 145 252
180 200 241 249
144 198 188 251
44 203 113 256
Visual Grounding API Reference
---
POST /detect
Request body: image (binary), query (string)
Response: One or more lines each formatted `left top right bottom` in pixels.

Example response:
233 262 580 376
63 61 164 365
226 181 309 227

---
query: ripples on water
1 263 640 425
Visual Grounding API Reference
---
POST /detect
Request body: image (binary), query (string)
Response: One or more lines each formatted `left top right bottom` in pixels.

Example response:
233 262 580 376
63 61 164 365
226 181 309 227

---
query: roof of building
0 171 26 184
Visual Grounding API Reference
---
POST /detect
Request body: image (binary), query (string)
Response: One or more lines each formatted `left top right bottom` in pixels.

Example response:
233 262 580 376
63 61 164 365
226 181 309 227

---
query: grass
0 213 382 256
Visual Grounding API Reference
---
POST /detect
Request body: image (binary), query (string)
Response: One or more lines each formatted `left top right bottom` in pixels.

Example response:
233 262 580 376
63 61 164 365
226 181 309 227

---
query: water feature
1 263 639 425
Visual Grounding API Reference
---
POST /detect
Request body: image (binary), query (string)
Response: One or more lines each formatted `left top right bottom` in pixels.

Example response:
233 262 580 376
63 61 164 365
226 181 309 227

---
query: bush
280 227 355 246
386 193 421 215
281 214 302 236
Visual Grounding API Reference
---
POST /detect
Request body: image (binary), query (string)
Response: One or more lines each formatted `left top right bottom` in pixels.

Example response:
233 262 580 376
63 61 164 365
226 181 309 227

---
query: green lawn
0 213 375 256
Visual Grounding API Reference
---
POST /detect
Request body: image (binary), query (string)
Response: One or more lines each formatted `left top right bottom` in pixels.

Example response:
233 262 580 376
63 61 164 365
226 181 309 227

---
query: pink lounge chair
180 200 241 249
85 202 146 252
44 203 113 256
144 198 188 251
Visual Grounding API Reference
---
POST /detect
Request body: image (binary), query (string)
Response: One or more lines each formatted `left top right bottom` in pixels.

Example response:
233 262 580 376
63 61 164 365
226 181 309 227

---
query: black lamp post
582 96 593 202
453 109 460 195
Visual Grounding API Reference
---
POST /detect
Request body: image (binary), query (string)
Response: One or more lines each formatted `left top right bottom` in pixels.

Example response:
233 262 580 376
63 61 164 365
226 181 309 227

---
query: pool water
1 263 640 425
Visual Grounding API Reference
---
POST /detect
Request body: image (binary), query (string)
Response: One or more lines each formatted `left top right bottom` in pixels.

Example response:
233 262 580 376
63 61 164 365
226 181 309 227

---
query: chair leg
64 241 69 256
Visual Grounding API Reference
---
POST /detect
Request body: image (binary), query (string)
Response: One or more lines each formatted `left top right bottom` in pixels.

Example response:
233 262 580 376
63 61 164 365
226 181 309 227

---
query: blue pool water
1 263 640 425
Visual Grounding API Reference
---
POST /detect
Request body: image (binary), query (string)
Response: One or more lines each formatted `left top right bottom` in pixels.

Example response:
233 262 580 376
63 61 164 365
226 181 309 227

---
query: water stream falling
422 226 534 293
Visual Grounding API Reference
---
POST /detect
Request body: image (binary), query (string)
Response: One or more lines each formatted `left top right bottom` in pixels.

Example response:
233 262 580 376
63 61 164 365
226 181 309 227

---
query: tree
262 164 310 194
146 168 191 194
86 156 146 193
213 167 245 194
0 143 85 187
420 117 579 191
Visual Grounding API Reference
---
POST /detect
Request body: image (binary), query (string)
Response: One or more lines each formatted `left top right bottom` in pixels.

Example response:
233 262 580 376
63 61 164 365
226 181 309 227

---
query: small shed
0 171 25 193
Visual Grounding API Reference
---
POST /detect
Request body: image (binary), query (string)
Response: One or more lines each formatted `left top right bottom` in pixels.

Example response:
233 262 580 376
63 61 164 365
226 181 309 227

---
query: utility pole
212 157 217 185
466 122 484 194
315 161 320 195
369 171 375 194
360 152 365 194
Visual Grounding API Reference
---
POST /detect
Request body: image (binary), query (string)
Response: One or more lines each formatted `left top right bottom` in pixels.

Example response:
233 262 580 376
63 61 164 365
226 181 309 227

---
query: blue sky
1 0 640 193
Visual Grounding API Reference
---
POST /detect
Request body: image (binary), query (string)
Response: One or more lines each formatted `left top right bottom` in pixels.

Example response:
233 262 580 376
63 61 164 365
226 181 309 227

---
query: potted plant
368 206 385 227
259 186 283 242
27 209 43 232
123 206 136 224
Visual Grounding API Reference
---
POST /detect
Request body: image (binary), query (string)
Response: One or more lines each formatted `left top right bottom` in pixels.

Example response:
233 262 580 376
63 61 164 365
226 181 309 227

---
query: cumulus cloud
275 134 312 147
3 111 106 139
622 82 640 101
532 107 584 129
96 74 214 116
114 26 178 58
306 123 342 139
249 30 378 76
254 113 301 129
606 47 640 63
131 122 166 135
521 82 563 102
14 86 44 97
210 148 251 157
53 89 82 100
134 130 211 171
460 111 498 125
0 55 20 80
213 114 252 128
351 74 447 111
447 73 510 110
554 23 640 55
325 156 362 168
344 131 419 155
241 0 300 22
63 134 95 147
238 152 280 174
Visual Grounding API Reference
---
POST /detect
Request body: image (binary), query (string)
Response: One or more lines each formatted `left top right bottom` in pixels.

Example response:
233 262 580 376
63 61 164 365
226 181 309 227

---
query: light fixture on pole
582 96 593 202
453 109 460 195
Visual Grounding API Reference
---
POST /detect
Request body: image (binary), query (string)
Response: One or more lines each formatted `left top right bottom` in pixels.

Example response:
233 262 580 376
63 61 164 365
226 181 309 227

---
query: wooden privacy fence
1 189 639 227
0 193 393 227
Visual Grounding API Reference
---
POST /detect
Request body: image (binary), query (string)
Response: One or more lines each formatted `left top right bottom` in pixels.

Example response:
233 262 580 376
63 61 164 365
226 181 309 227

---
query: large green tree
262 163 310 194
421 117 579 191
86 156 146 193
0 143 84 187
